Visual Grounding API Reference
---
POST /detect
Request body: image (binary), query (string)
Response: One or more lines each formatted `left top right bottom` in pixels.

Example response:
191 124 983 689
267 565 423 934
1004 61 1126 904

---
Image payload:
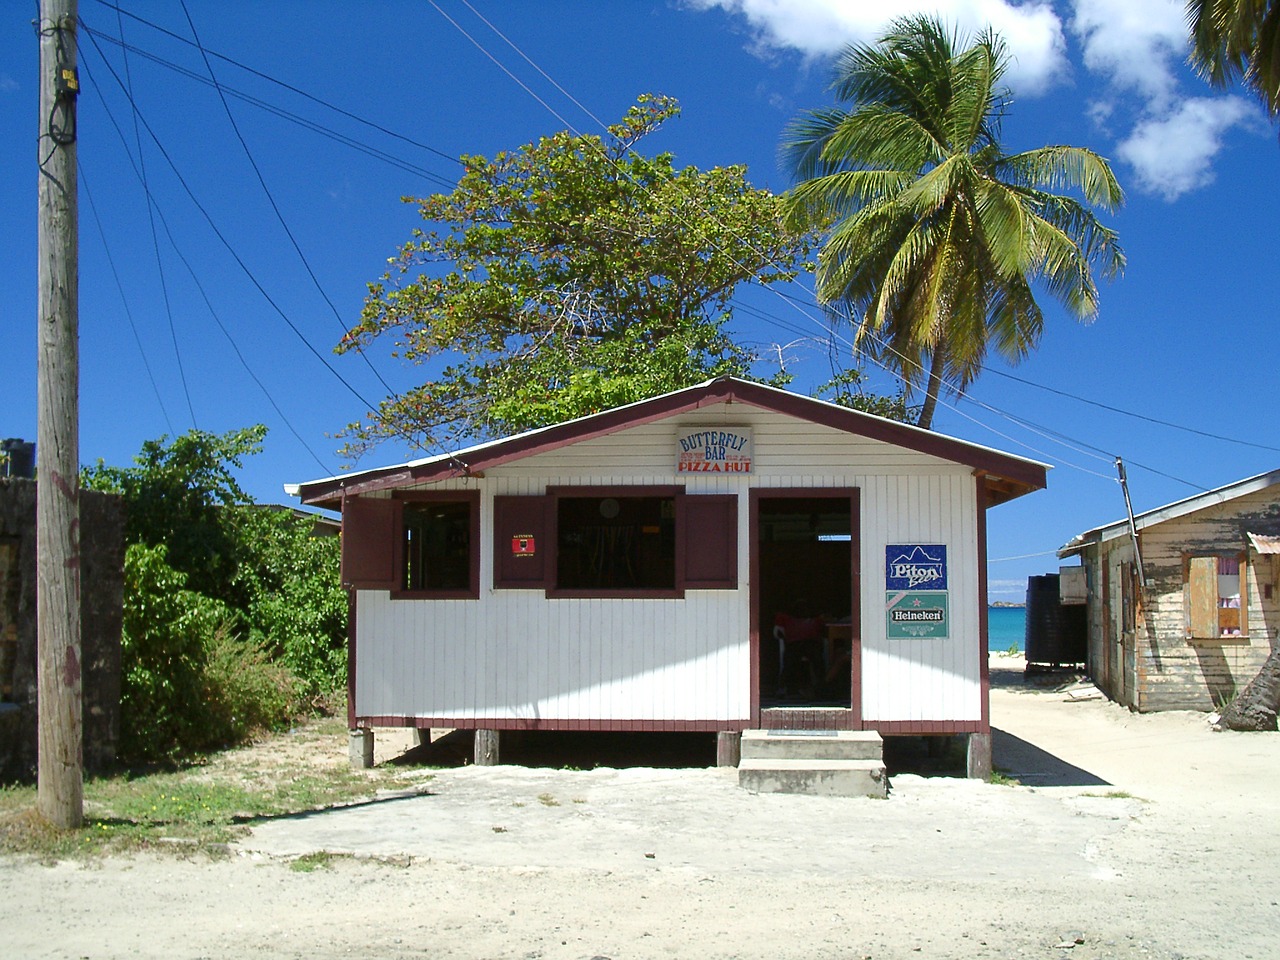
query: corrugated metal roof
1248 532 1280 554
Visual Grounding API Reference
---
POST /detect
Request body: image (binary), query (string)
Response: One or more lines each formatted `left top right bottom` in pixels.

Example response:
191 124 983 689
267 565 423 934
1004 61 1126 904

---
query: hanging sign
885 544 948 590
510 535 536 556
886 591 950 639
676 427 753 474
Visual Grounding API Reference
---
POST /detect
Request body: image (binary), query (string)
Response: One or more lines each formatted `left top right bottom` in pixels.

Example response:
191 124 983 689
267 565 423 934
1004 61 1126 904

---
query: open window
1186 553 1248 641
494 488 736 597
394 492 480 599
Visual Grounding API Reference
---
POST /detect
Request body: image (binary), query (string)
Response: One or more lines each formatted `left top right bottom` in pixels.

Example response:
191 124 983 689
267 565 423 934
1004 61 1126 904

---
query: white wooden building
289 378 1046 769
1059 469 1280 712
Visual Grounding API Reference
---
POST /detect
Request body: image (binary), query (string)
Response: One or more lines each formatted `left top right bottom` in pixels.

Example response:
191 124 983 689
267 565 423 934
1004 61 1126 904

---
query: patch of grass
0 718 433 861
537 792 560 807
290 851 348 873
988 770 1021 786
1080 790 1143 801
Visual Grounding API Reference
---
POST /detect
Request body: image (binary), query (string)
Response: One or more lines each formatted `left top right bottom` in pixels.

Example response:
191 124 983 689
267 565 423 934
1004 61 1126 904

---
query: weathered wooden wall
1084 486 1280 712
0 479 123 781
353 405 984 727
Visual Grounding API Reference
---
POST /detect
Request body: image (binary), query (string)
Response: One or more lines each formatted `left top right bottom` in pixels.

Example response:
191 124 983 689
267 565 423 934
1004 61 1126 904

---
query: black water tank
1025 574 1087 665
1 439 35 479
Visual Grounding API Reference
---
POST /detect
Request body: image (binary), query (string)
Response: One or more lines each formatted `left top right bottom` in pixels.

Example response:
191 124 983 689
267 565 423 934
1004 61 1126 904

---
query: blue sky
3 1 1277 600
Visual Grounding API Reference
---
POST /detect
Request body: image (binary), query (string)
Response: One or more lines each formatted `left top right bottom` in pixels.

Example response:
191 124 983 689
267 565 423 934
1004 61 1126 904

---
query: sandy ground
4 655 1280 960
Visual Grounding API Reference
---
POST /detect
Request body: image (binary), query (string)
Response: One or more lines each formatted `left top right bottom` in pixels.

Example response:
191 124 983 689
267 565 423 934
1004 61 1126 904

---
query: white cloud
1069 0 1188 107
690 0 1069 95
1116 97 1255 200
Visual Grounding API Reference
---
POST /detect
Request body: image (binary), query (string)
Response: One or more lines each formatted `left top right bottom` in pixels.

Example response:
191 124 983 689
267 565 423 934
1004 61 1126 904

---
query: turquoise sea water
987 606 1025 652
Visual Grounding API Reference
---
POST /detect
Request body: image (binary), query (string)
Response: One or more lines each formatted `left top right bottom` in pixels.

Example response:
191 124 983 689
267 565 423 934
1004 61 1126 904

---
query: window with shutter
1186 553 1248 640
493 495 550 589
340 497 396 589
681 494 738 589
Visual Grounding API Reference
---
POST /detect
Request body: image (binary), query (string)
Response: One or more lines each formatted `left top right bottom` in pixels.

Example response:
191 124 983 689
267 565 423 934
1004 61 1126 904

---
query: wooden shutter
682 494 737 589
1187 556 1218 638
341 497 397 589
493 495 550 589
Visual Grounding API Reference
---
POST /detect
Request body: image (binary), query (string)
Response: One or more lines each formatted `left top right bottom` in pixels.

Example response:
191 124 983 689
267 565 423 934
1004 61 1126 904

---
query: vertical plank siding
353 408 983 727
1083 487 1280 712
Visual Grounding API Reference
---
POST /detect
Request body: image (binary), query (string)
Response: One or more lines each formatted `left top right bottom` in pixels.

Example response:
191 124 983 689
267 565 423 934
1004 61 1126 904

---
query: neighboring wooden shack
289 378 1046 771
1059 469 1280 712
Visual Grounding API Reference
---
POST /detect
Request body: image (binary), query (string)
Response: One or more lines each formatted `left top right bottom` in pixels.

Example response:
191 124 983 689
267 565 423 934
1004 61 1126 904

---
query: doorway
752 490 859 719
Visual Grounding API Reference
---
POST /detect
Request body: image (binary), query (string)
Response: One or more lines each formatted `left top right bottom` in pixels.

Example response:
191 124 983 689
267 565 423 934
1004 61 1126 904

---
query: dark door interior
756 495 854 709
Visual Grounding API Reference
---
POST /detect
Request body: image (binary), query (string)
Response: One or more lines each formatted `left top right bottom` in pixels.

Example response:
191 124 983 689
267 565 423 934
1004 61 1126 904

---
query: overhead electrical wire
79 29 383 419
176 0 397 397
79 162 176 435
89 0 465 169
78 20 460 190
79 49 336 474
436 2 1225 494
115 5 197 429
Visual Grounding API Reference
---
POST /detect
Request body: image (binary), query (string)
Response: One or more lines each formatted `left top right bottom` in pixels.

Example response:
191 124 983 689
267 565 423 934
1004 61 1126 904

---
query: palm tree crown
782 15 1125 429
1188 0 1280 116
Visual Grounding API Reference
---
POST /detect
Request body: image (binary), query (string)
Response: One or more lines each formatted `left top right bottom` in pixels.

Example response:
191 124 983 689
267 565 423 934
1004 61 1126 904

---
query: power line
79 162 175 435
177 0 397 398
79 30 382 418
79 48 336 473
87 0 464 168
78 19 460 190
116 5 196 428
983 366 1280 454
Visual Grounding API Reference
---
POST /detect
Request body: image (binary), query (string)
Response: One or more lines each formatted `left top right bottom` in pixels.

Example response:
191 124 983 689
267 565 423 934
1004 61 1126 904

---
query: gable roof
1058 467 1280 557
288 376 1048 511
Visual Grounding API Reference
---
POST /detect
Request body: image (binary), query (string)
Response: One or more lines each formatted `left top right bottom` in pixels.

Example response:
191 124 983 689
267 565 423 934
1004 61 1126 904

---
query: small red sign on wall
511 535 536 556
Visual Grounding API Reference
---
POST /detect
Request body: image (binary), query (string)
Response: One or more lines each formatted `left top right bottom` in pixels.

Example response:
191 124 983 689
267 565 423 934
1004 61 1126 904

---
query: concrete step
738 757 887 798
740 729 883 762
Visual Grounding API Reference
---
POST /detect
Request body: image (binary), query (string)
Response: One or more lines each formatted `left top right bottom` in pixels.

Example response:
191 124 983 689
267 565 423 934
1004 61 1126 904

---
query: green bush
119 543 300 763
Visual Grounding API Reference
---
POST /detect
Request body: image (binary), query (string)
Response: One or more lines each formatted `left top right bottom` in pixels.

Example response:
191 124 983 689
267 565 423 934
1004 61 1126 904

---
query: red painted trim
297 378 1047 508
355 715 747 732
354 714 983 736
977 478 991 733
749 488 862 729
346 589 358 730
390 490 481 600
748 491 762 722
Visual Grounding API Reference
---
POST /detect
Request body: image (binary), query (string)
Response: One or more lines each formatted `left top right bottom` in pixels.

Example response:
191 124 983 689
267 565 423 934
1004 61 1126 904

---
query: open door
751 489 861 728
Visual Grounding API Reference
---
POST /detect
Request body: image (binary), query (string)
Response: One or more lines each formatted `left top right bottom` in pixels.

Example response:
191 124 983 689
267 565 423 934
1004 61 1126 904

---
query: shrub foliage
85 427 344 762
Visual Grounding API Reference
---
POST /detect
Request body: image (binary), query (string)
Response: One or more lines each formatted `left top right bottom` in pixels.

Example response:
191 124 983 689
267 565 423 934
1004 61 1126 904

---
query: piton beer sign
885 544 947 591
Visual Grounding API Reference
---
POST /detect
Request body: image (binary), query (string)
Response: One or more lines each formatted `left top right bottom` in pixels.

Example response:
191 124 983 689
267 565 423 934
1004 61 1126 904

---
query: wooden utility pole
37 0 82 829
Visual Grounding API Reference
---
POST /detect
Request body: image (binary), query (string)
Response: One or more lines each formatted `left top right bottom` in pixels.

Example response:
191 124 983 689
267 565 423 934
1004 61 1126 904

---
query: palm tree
1188 0 1280 116
782 15 1125 429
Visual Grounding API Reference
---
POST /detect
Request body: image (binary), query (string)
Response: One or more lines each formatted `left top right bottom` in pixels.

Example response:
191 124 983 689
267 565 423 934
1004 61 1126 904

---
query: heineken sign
886 591 950 639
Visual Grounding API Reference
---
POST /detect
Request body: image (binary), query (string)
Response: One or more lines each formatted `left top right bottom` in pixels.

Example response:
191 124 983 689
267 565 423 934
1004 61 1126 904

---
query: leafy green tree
338 95 812 457
816 368 917 423
85 427 347 703
1189 0 1280 117
84 426 266 610
782 16 1125 429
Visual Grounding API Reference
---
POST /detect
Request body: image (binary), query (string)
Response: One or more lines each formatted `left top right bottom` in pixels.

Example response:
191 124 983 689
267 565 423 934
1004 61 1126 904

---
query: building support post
348 728 374 769
36 0 82 830
966 731 992 779
474 729 500 765
716 730 741 767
